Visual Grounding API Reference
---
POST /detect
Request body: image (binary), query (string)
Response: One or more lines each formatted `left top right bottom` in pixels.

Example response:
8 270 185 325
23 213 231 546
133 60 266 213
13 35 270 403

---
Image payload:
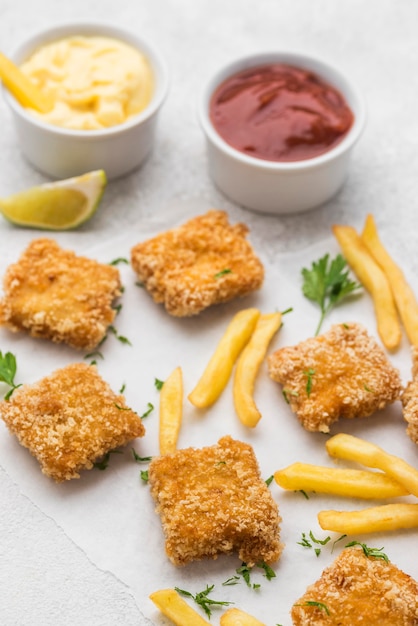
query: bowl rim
3 21 170 138
198 50 366 172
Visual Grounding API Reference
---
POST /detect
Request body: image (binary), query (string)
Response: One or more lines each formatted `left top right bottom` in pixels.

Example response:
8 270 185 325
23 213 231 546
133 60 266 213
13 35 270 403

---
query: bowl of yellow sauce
3 23 169 179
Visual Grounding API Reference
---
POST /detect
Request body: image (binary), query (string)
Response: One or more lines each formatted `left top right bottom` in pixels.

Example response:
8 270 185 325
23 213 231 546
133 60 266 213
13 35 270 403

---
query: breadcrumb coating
148 435 283 566
291 546 418 625
0 238 121 350
0 362 145 482
268 322 402 433
130 210 264 316
401 347 418 445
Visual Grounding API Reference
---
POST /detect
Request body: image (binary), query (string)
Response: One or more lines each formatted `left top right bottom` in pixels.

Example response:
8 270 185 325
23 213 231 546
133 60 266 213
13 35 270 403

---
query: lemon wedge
0 170 107 230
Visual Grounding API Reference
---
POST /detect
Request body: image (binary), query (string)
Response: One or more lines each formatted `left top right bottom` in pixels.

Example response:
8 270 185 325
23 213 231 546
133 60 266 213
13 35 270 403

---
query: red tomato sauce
209 63 354 162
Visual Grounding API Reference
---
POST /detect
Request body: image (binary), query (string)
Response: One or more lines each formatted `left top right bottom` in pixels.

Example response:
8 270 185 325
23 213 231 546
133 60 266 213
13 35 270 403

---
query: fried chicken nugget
402 347 418 446
148 435 283 566
0 238 121 350
268 323 402 433
130 210 264 316
291 545 418 625
0 362 145 481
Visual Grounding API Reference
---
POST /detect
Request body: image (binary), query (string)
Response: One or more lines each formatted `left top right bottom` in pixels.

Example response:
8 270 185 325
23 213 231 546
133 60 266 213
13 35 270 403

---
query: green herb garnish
295 601 330 615
214 268 232 279
282 388 299 404
140 402 154 419
234 562 274 588
222 576 240 586
301 253 361 335
154 378 164 390
331 534 347 552
0 351 21 400
280 307 293 315
236 563 253 587
297 531 330 556
108 325 132 346
132 449 153 463
257 561 276 581
114 403 131 411
84 350 104 361
345 541 389 562
140 470 149 482
119 383 126 394
297 489 310 499
174 585 232 618
113 303 123 315
109 257 129 265
265 475 274 487
93 450 122 470
304 369 315 397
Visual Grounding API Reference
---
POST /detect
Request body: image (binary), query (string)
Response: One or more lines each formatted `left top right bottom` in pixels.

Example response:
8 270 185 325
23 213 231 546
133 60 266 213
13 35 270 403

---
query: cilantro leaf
301 253 361 335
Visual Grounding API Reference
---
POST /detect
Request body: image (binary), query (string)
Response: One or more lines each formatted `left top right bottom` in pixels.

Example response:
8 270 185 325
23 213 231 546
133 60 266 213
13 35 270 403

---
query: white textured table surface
1 2 418 625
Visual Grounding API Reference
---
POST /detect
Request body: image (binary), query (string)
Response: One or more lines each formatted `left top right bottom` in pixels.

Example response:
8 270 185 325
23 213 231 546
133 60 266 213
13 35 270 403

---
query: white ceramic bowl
3 23 169 180
198 52 366 215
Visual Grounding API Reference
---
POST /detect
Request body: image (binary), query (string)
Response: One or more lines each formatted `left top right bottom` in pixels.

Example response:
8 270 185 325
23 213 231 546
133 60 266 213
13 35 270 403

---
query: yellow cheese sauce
21 35 154 130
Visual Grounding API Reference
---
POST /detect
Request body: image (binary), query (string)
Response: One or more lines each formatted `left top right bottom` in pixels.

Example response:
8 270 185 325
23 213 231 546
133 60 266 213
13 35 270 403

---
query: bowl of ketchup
198 52 365 215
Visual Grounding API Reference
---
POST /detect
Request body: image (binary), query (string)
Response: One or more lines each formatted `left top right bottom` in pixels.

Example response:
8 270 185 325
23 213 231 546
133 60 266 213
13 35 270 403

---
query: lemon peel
0 170 107 230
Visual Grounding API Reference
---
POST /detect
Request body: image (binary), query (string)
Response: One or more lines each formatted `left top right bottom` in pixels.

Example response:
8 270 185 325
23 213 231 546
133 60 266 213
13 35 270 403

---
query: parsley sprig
301 253 361 335
174 585 232 618
0 351 21 400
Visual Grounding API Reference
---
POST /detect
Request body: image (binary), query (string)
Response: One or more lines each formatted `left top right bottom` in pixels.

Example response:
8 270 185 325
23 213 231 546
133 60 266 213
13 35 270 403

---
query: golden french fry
233 312 282 427
333 224 401 350
188 308 260 408
318 503 418 534
0 52 54 113
159 366 183 455
361 213 418 346
220 607 267 626
274 462 408 499
326 433 418 498
149 589 210 626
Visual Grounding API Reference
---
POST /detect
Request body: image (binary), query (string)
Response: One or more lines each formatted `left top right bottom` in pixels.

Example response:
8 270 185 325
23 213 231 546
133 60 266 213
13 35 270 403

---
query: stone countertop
1 1 418 624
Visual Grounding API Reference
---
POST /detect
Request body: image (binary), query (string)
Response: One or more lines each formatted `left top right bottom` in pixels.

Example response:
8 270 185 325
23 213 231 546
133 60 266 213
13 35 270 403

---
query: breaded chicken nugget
130 210 264 316
402 347 418 445
0 362 144 481
291 545 418 625
148 435 282 566
0 238 121 350
268 322 402 433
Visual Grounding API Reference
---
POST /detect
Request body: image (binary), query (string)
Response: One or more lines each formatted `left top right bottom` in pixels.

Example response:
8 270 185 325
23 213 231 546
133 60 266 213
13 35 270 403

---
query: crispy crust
291 546 418 625
0 362 144 482
148 435 283 566
401 347 418 445
130 210 264 316
268 322 402 433
0 238 121 350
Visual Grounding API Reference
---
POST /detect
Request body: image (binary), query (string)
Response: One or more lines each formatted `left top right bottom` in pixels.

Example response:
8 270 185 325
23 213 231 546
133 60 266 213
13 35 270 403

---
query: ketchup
209 63 354 162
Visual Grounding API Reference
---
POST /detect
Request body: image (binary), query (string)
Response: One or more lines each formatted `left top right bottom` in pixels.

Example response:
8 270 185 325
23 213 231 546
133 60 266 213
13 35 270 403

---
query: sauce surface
21 36 154 130
210 63 354 162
